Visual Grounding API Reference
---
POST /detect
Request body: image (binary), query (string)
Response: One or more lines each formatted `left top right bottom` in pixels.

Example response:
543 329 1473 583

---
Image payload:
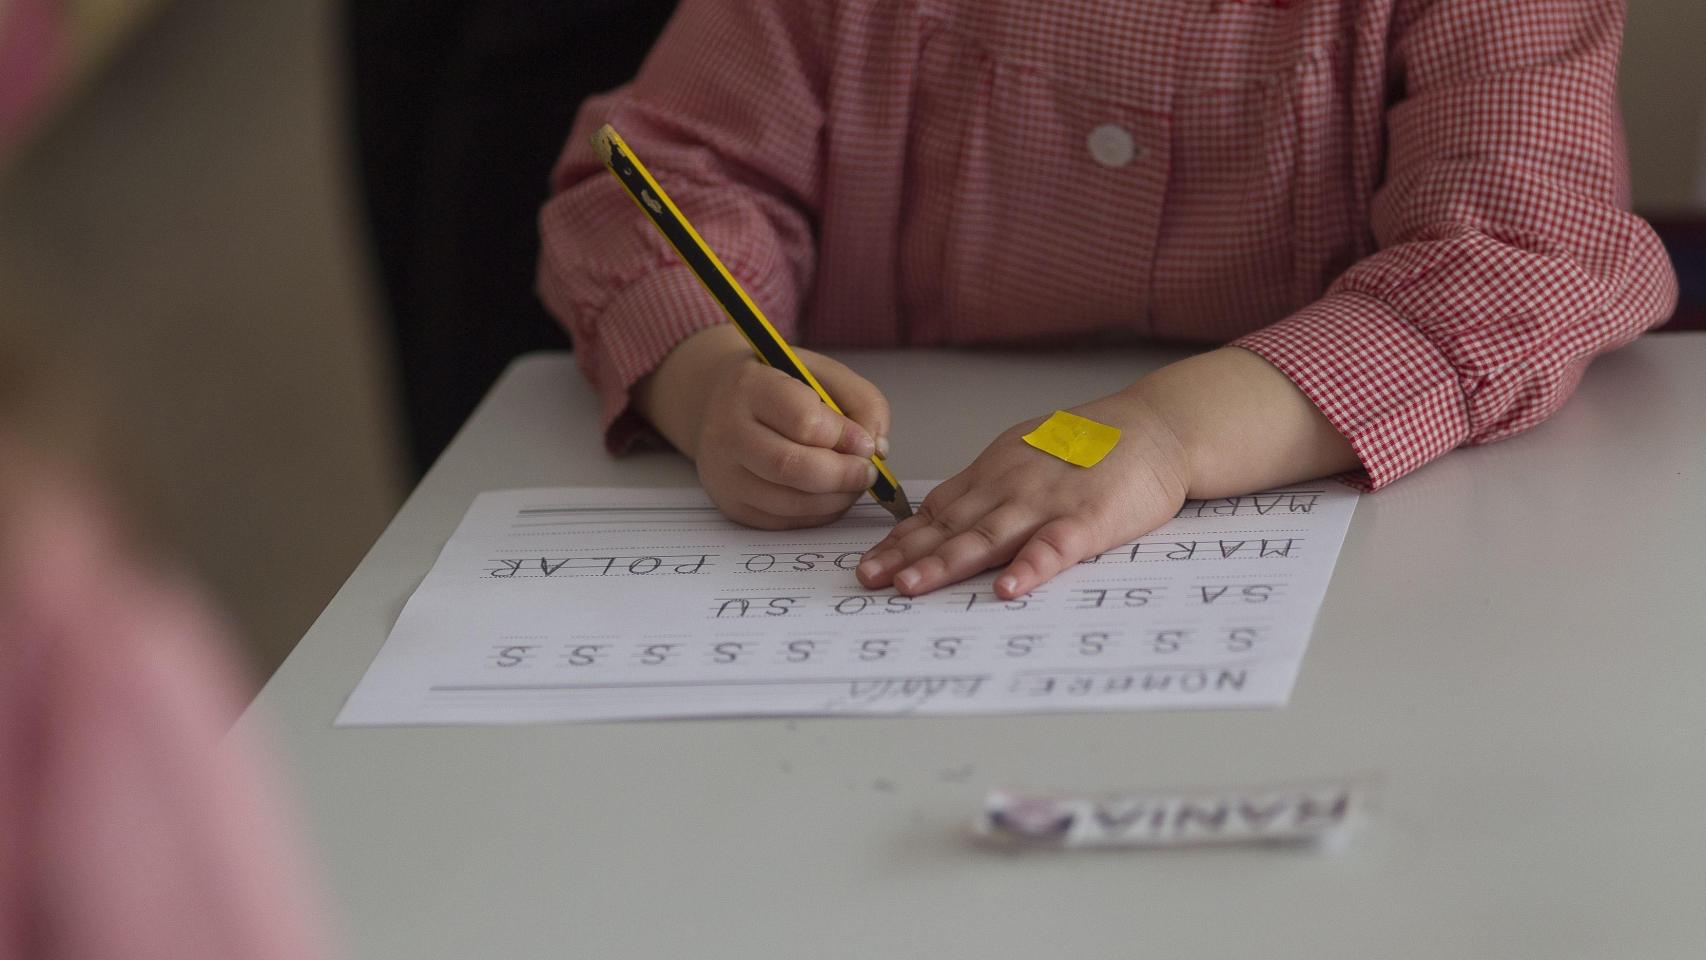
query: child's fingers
733 506 858 532
864 474 970 554
864 505 930 558
856 484 960 581
890 506 1034 595
750 371 874 456
857 479 971 586
995 517 1097 598
806 353 891 452
857 491 993 587
733 469 862 524
740 421 875 494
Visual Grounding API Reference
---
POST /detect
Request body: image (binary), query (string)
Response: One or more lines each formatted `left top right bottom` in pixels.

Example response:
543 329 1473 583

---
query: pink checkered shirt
538 0 1678 489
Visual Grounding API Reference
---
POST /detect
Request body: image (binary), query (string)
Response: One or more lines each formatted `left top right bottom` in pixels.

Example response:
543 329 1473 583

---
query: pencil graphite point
882 486 914 522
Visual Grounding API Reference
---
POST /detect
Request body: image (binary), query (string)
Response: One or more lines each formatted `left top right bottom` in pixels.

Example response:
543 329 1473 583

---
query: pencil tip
882 488 913 522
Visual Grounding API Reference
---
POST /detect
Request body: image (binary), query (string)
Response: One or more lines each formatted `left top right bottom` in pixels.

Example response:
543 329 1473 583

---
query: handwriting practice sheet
337 483 1358 726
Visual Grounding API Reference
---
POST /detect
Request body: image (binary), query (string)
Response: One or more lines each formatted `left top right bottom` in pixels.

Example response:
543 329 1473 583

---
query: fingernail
895 569 920 592
996 575 1018 595
857 559 881 580
876 436 891 459
864 463 878 487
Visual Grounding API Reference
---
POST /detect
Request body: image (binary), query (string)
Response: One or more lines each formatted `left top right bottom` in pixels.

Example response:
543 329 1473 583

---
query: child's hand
856 390 1191 600
854 347 1361 599
637 325 890 529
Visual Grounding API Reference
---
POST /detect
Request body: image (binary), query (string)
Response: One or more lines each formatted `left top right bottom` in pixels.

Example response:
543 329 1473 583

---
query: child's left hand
854 389 1192 600
854 347 1364 599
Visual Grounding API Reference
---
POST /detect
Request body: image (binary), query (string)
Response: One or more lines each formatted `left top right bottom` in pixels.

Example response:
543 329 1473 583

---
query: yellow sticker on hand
1021 410 1122 468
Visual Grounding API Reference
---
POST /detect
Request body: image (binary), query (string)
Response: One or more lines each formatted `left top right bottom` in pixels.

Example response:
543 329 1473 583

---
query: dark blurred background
0 0 1699 683
346 0 678 474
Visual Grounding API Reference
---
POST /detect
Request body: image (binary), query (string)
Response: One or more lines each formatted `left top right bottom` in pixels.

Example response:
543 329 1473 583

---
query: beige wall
0 0 403 684
1621 0 1706 213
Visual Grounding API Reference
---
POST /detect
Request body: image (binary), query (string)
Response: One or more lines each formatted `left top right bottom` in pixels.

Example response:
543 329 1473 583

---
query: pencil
591 123 913 522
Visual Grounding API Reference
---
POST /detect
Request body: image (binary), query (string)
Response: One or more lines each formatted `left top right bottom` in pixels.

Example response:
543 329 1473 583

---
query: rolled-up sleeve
1233 0 1678 490
537 0 827 451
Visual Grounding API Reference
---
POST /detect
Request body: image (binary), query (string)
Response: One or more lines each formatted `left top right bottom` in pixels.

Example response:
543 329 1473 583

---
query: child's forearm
1129 347 1360 499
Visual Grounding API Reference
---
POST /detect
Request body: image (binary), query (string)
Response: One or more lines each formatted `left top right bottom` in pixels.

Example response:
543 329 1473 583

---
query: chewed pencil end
590 124 617 164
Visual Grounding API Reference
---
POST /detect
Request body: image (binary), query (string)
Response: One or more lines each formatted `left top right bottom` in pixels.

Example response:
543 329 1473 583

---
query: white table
242 338 1706 959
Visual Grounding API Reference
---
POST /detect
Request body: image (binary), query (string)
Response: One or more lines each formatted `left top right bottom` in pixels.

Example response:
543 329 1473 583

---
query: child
538 0 1676 600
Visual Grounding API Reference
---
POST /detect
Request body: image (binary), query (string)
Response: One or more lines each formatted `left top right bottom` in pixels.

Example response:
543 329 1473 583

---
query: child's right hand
636 325 890 530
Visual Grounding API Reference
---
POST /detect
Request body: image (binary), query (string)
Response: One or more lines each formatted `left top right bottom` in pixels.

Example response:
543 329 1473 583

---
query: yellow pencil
592 123 912 521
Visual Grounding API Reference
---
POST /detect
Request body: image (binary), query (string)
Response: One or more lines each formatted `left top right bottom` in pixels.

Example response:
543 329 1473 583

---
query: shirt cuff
579 264 732 454
1231 291 1471 491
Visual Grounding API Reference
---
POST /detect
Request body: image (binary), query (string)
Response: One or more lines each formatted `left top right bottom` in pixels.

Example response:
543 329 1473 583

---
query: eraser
976 781 1360 850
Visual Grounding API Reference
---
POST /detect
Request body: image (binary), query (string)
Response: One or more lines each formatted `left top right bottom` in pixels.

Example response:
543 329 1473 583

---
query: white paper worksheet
337 483 1358 726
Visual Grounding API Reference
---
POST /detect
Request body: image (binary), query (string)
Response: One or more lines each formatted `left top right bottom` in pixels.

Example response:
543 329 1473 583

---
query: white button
1087 123 1139 168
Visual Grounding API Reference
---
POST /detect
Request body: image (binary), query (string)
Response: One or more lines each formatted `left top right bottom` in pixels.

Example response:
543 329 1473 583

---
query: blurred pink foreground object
0 0 66 158
0 439 330 960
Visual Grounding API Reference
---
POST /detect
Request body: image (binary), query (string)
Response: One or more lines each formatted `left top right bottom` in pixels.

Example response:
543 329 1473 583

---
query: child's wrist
1126 347 1359 498
1123 348 1277 498
1114 379 1199 500
635 324 753 458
